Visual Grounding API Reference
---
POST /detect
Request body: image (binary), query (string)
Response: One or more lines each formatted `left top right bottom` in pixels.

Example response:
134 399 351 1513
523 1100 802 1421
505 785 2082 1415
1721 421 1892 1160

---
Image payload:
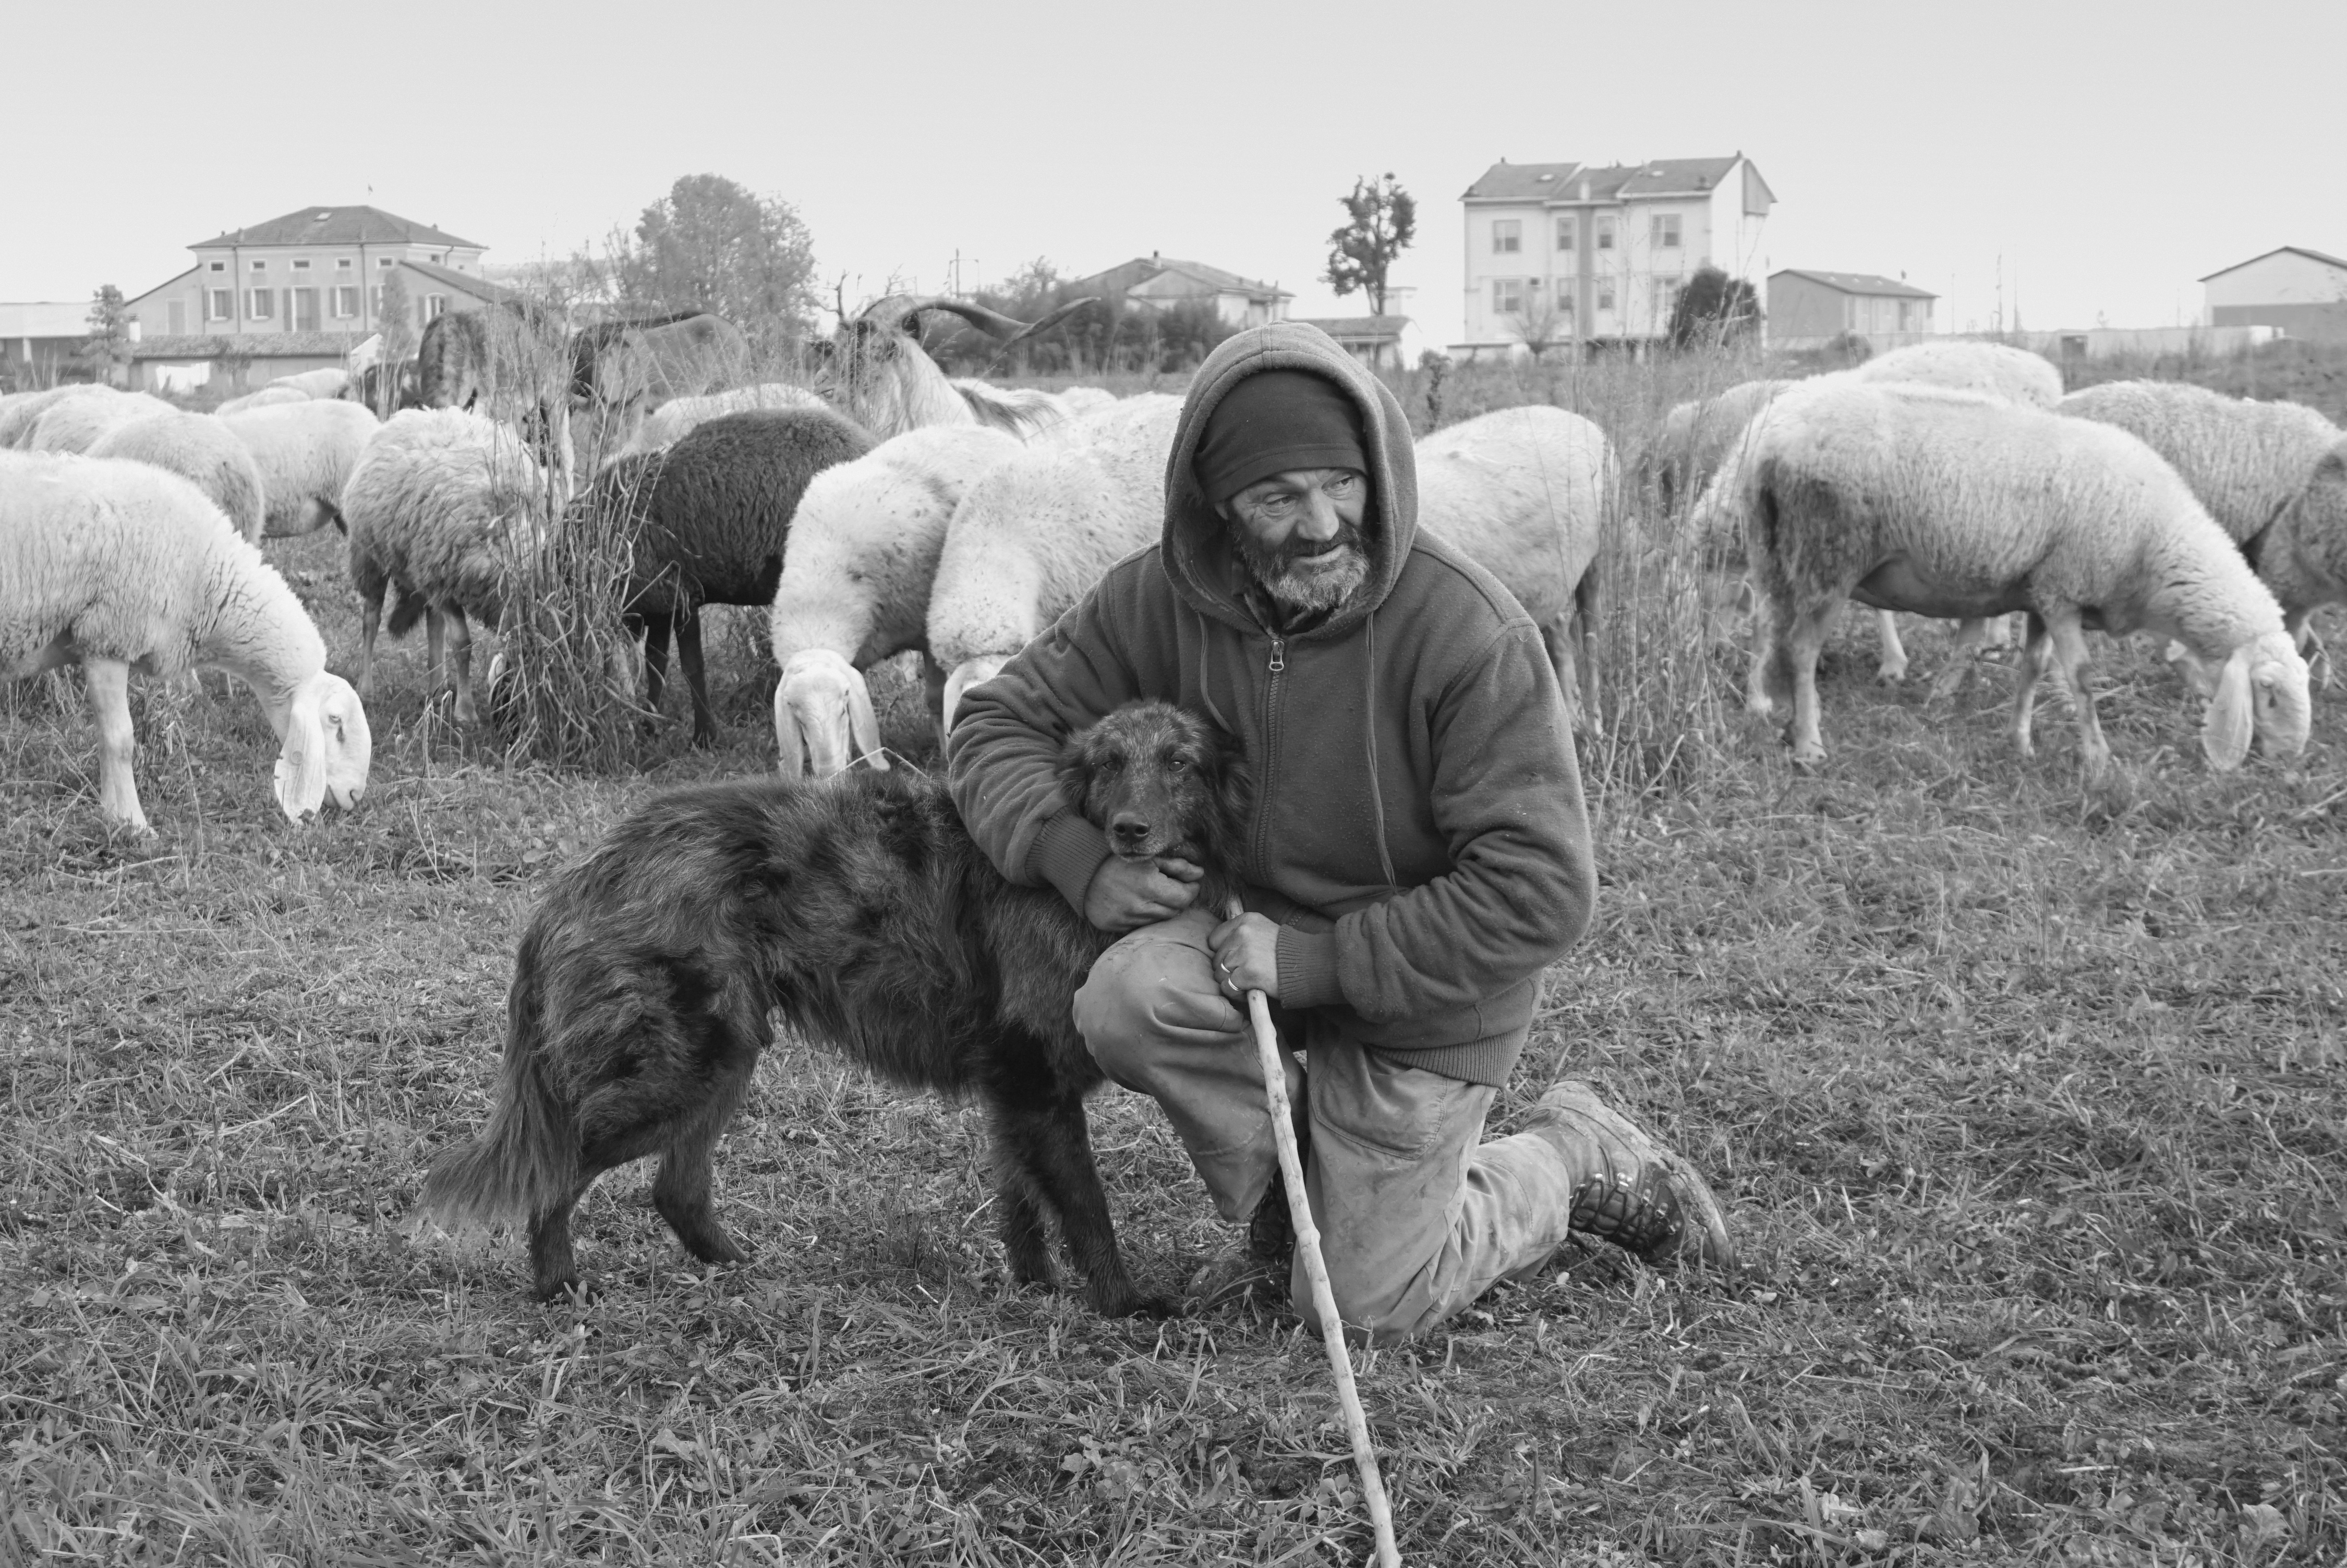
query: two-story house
1456 155 1774 356
122 205 508 392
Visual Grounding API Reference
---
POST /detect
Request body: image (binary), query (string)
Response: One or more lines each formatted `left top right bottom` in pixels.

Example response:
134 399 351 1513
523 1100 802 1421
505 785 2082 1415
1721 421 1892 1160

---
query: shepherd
949 322 1737 1344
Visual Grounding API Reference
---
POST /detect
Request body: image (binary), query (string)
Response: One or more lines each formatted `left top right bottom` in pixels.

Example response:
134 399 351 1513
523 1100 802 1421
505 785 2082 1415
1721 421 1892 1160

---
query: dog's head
1057 700 1250 878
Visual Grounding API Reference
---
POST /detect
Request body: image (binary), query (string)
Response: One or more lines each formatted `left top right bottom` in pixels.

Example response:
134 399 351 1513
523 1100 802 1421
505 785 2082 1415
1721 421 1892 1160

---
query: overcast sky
8 0 2343 343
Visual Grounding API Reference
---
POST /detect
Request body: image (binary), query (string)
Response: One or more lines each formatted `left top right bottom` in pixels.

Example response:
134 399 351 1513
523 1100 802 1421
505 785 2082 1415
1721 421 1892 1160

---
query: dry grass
5 351 2344 1564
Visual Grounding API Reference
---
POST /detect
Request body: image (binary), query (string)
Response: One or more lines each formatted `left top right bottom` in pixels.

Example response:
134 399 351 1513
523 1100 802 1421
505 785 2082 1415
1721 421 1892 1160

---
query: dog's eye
1165 755 1189 772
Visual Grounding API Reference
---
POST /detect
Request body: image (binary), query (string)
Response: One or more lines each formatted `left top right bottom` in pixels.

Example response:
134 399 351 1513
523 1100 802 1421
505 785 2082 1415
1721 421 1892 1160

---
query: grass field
4 350 2344 1565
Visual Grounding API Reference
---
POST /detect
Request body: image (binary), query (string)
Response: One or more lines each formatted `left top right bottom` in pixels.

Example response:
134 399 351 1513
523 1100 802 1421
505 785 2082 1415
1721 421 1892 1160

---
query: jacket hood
1162 322 1419 638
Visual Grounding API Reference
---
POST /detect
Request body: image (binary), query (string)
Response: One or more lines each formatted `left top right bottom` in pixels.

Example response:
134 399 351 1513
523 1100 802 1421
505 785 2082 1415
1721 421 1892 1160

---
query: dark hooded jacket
946 323 1593 1085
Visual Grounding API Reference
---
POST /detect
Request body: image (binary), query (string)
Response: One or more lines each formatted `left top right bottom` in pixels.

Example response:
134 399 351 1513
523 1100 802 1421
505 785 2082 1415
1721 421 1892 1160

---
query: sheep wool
222 397 380 537
214 385 310 417
1737 379 2307 779
87 411 269 542
1 450 371 832
24 388 176 454
770 422 1024 775
2057 380 2339 543
601 382 827 467
1851 339 2064 408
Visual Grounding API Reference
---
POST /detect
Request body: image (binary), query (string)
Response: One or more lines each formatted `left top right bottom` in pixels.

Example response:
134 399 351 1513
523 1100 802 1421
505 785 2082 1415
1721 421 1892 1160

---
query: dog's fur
421 699 1250 1316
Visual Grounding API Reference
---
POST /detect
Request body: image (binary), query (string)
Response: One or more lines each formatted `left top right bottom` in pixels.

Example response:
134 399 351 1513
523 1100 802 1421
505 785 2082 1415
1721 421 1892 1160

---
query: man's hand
1082 853 1203 933
1208 911 1282 1002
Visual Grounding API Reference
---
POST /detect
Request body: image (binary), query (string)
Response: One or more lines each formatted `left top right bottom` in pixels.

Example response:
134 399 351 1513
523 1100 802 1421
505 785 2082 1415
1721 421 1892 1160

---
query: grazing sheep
599 382 826 468
1736 379 2309 780
928 397 1613 734
221 398 380 538
270 368 350 400
342 409 553 725
2 451 372 832
24 388 176 454
825 294 1093 441
2058 380 2347 674
930 395 1187 729
1 386 103 448
86 411 268 542
1652 379 1788 515
585 405 875 746
214 385 310 416
769 424 1025 774
1852 339 2063 408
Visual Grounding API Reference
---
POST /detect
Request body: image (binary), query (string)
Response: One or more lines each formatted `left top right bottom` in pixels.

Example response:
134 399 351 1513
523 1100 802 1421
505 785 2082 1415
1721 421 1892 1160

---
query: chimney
1579 177 1591 201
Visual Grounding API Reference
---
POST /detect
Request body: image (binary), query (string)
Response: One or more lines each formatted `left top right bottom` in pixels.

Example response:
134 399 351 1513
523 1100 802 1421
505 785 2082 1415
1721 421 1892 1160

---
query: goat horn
863 296 1100 342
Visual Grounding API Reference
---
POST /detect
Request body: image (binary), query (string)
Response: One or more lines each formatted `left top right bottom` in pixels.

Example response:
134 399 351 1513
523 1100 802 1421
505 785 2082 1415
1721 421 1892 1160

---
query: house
121 205 505 393
1063 254 1292 329
1456 154 1774 357
0 301 96 391
1295 315 1427 372
2199 246 2347 344
1768 271 1937 345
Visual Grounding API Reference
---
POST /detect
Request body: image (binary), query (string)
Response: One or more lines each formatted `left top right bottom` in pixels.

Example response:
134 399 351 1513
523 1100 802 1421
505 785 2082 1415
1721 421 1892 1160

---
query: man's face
1219 467 1371 616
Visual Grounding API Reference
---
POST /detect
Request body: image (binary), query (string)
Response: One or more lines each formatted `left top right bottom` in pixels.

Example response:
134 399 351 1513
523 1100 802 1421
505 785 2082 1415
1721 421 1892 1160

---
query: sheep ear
2200 646 2254 771
773 684 807 777
845 672 886 771
274 703 329 821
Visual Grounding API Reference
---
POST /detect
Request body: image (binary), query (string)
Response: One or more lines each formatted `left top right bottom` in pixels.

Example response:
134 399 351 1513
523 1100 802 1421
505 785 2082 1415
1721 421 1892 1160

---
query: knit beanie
1191 370 1367 505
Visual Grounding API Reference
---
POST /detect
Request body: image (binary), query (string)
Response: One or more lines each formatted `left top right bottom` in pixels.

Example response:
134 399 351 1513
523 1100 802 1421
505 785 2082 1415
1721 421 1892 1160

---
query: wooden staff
1228 901 1400 1567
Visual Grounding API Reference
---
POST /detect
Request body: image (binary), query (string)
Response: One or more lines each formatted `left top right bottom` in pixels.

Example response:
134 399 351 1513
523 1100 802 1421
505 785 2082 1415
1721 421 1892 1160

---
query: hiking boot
1184 1181 1296 1310
1522 1080 1736 1270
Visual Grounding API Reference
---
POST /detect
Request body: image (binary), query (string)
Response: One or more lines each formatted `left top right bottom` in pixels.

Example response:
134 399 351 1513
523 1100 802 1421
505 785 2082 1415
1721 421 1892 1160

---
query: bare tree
1507 284 1576 363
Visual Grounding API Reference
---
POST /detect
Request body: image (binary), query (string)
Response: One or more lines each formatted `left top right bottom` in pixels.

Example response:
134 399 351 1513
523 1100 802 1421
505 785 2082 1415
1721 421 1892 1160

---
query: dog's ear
1054 726 1098 819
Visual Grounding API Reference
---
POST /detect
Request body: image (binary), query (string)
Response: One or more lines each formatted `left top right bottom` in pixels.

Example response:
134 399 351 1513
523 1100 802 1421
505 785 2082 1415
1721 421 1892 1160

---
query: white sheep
929 394 1187 728
769 423 1025 774
221 398 380 538
1852 339 2064 408
23 388 177 454
214 385 310 416
341 409 550 725
1054 386 1120 418
2058 380 2347 676
0 386 95 448
86 411 268 542
1653 378 1788 516
927 397 1612 733
270 368 350 400
1736 379 2308 780
601 382 827 467
2 451 371 833
1414 404 1611 731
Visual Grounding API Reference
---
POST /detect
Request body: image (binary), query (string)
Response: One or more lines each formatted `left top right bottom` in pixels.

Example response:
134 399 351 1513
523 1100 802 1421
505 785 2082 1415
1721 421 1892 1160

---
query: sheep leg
1574 570 1602 739
1745 591 1780 718
446 610 477 727
1873 609 1910 684
425 605 447 707
356 592 384 701
2287 609 2332 689
640 614 672 717
675 613 717 748
1928 617 1997 703
82 657 150 835
1783 603 1838 767
2011 613 2051 758
1542 616 1583 732
2041 612 2111 783
922 653 947 724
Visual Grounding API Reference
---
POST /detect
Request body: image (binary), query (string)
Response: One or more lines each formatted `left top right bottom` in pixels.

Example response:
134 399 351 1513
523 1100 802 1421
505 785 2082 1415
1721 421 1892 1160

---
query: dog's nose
1110 815 1149 845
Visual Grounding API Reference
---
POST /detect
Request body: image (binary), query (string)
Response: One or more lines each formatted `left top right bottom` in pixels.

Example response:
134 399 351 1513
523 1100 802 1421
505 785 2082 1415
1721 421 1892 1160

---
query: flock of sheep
4 310 2343 840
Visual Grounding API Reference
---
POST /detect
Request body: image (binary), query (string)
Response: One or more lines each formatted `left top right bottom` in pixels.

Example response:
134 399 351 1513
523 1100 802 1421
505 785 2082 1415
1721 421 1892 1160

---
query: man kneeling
947 325 1733 1342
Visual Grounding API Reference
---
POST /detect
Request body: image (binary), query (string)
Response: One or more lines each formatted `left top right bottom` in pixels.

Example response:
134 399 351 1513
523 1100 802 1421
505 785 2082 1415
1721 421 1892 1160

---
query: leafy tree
377 272 416 358
1325 174 1416 315
613 174 819 344
1668 264 1762 349
81 285 132 384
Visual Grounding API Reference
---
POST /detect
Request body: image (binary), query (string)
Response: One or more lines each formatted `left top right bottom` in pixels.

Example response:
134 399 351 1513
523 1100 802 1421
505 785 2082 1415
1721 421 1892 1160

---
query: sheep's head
2201 630 2309 771
274 673 372 821
774 649 884 778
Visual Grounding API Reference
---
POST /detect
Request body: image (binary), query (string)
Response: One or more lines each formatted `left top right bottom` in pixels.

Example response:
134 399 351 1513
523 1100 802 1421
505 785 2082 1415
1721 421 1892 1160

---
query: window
1492 278 1525 315
208 289 233 320
250 259 267 272
292 259 311 272
429 252 442 264
424 294 447 320
248 288 274 319
377 257 394 269
208 260 226 273
333 286 360 319
1652 214 1681 248
336 257 354 271
291 288 319 330
1555 216 1575 251
1491 220 1521 255
1596 220 1615 251
1597 282 1615 312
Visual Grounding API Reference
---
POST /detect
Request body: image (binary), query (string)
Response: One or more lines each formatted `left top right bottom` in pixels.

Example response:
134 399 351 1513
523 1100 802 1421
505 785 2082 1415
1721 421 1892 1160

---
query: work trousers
1072 907 1582 1343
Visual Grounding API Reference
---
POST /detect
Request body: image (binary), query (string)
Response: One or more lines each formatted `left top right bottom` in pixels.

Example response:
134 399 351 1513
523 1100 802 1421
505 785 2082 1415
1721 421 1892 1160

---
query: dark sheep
590 404 875 746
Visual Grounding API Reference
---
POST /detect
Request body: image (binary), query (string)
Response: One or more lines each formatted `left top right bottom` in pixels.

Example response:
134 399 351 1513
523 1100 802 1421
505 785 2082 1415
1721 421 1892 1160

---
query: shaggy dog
421 700 1249 1316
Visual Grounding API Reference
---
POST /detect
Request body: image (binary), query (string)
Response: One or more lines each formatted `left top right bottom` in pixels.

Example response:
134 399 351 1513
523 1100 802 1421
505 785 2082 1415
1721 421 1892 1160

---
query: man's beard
1233 524 1371 616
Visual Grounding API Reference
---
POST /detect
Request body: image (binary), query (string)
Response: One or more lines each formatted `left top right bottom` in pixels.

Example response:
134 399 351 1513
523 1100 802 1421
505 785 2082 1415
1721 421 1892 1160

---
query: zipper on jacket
1253 634 1285 880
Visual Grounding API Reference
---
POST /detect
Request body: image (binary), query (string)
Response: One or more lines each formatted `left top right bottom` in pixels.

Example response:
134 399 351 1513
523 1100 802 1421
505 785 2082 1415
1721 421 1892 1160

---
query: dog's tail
419 928 579 1231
